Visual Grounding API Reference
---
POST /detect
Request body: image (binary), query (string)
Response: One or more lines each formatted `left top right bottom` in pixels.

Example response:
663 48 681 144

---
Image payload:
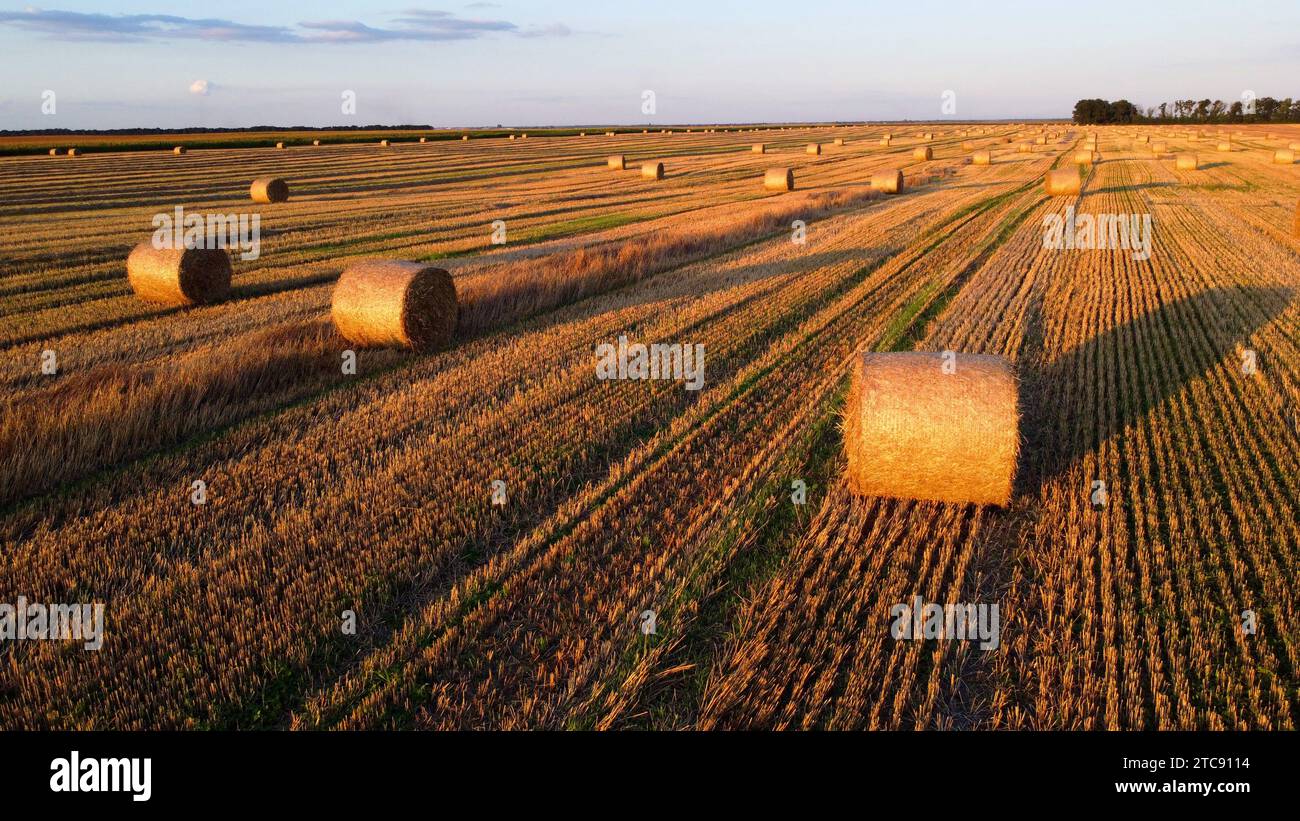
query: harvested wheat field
2 119 1298 737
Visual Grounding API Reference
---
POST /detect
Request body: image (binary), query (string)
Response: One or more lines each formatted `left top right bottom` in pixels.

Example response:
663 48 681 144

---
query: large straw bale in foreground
250 178 290 203
843 351 1019 506
763 167 794 191
126 243 232 306
871 169 904 194
1045 167 1082 196
331 260 457 351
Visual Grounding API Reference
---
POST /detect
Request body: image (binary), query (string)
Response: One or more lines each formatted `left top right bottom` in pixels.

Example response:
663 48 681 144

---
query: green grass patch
515 211 652 244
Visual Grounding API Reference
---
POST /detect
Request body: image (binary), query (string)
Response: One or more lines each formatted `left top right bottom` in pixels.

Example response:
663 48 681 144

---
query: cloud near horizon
0 7 578 43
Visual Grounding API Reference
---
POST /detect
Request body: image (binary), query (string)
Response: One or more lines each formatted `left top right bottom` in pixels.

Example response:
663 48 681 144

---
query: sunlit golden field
2 123 1297 729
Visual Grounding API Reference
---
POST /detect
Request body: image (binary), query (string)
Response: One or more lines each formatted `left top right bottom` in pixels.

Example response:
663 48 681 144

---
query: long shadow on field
1088 181 1179 195
1015 284 1294 494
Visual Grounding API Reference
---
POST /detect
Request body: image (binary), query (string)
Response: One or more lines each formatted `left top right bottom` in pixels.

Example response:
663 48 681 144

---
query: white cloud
189 79 211 95
0 8 584 44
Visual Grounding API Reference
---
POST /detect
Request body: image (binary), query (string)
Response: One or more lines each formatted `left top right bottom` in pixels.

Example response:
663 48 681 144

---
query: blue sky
1 0 1297 129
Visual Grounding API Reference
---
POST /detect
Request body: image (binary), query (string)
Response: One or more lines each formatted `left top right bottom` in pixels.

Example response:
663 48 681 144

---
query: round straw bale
605 131 615 137
641 161 665 180
1136 135 1149 143
126 243 232 306
1218 141 1232 152
508 135 516 140
913 146 933 161
250 177 290 204
871 169 904 194
843 351 1019 506
924 132 934 141
833 137 845 146
313 139 322 146
1073 150 1095 165
1150 141 1167 153
962 141 975 150
276 142 285 149
1176 153 1198 170
462 135 469 140
752 143 766 153
331 260 457 351
1044 167 1081 196
1017 142 1031 152
173 146 186 155
806 143 821 155
1274 149 1295 164
763 167 794 191
1035 136 1047 145
419 137 427 143
972 151 991 165
67 148 80 156
607 155 627 170
48 148 58 155
380 139 390 147
880 135 892 145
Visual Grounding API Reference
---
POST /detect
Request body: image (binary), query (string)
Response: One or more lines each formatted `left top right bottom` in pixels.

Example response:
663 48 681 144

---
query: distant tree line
1072 97 1300 125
